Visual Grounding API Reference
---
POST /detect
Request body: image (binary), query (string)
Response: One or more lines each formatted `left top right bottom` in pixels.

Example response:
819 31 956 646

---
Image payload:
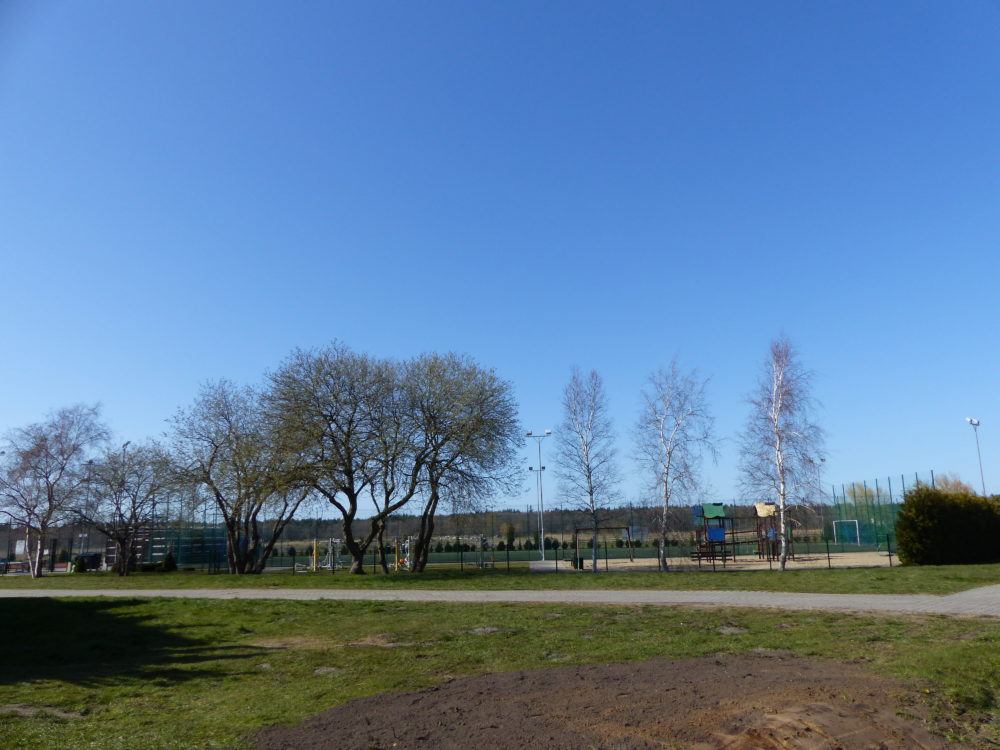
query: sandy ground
250 652 957 750
544 550 894 573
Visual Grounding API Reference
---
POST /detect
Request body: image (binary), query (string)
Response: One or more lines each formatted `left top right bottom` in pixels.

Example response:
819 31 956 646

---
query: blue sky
1 1 998 517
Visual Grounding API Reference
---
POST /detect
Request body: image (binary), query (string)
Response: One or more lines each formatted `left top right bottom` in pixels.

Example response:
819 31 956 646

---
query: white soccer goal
832 519 861 546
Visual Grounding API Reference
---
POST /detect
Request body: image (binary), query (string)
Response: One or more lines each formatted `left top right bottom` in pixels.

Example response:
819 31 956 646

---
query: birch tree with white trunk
738 336 825 571
634 360 716 571
554 368 620 573
0 404 109 578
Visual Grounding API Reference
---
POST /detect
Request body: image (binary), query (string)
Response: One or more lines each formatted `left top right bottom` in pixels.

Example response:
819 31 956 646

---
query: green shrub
158 552 178 572
73 556 88 573
895 484 1000 565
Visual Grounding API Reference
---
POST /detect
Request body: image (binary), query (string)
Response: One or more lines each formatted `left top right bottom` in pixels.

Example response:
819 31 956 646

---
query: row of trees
554 335 824 572
0 343 522 577
1 336 824 577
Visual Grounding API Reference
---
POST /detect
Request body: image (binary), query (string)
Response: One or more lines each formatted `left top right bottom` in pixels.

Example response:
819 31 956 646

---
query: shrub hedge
895 484 1000 565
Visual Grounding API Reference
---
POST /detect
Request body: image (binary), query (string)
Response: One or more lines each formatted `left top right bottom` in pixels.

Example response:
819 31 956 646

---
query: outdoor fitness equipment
393 536 412 571
297 539 343 572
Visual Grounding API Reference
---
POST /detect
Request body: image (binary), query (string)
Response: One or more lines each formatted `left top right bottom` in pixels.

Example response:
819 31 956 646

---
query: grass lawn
3 562 1000 594
1 597 998 749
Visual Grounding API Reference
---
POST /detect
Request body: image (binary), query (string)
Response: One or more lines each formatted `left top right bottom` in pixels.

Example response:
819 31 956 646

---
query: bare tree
76 440 169 575
405 353 521 572
739 336 825 570
554 368 619 573
634 360 716 571
0 404 108 578
364 358 429 573
932 472 975 495
169 380 311 574
267 344 397 574
269 346 521 574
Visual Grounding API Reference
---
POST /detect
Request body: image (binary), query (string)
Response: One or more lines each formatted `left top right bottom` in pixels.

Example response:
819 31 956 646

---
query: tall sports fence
1 470 944 573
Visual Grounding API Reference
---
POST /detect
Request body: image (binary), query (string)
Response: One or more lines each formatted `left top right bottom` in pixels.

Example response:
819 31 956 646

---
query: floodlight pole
966 418 986 495
526 430 551 562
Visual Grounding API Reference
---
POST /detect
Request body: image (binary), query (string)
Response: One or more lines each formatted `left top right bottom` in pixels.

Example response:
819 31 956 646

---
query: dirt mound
250 653 952 749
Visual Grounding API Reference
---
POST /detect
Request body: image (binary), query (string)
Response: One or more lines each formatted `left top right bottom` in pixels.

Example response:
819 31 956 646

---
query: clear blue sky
2 1 998 517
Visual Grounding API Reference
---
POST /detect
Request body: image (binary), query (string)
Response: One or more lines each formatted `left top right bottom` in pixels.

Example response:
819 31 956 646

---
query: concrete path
2 585 1000 617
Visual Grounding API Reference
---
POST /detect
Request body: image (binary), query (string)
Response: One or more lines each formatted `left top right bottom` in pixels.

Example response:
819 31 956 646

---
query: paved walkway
2 585 1000 617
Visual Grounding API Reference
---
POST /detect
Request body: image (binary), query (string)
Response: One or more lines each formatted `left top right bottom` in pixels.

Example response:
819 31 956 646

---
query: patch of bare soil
249 653 957 749
0 704 83 719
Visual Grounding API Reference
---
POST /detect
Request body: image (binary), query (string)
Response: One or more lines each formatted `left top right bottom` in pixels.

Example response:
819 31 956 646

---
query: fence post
604 541 609 572
460 545 464 571
506 545 510 572
886 534 893 567
825 538 832 569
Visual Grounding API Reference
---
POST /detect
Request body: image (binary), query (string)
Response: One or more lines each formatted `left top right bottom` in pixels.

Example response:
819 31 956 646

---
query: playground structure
753 502 782 561
691 502 792 566
571 526 634 570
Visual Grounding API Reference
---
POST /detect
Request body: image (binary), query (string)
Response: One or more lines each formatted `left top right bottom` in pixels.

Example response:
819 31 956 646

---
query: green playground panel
701 503 726 519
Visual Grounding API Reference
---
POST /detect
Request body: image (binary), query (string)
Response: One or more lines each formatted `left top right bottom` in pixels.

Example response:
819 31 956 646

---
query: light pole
966 418 986 495
0 451 8 564
526 429 551 562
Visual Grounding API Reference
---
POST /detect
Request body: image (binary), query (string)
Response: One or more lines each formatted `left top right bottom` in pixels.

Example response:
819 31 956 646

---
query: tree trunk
778 500 788 571
659 483 670 572
376 520 389 574
410 487 440 573
224 520 239 574
115 538 130 576
340 516 366 574
591 510 599 573
30 532 44 579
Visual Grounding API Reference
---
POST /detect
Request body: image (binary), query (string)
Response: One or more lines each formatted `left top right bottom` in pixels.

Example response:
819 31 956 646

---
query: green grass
1 597 999 748
3 562 1000 594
